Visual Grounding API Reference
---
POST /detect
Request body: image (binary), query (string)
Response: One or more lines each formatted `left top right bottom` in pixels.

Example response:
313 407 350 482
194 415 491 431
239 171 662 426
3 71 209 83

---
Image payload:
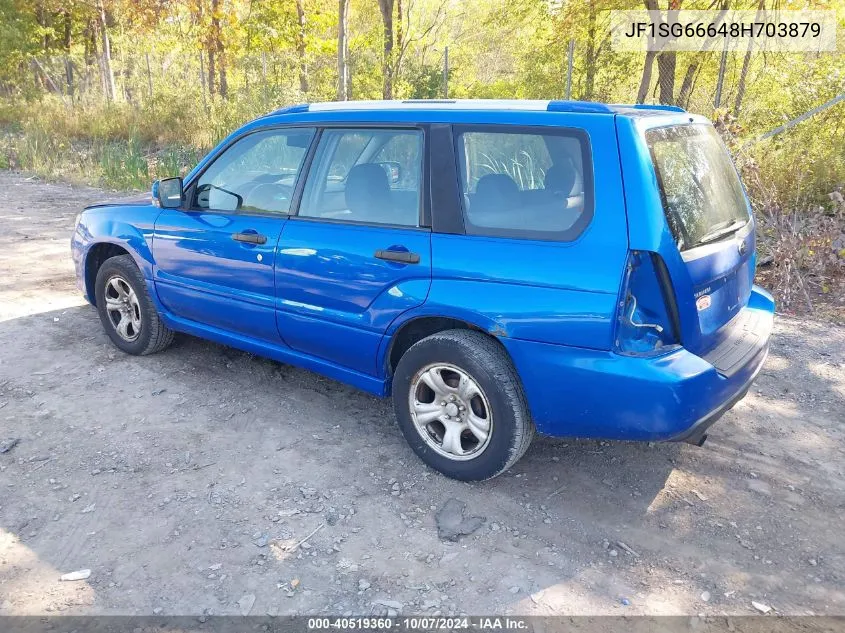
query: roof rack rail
262 103 309 117
621 104 686 113
547 100 613 114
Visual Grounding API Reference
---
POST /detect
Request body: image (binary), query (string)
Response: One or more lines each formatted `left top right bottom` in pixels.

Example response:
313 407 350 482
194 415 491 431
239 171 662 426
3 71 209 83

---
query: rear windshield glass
647 125 749 251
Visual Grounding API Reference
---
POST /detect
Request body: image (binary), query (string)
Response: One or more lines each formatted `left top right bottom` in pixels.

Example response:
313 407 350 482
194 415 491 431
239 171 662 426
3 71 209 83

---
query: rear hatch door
645 123 755 356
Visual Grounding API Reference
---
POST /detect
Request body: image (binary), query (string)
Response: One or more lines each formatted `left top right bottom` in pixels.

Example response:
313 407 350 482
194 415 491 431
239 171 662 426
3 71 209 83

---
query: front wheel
392 329 534 481
94 254 174 355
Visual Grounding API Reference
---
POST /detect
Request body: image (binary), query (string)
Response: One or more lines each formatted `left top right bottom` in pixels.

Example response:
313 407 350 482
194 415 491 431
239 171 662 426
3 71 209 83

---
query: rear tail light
615 250 680 356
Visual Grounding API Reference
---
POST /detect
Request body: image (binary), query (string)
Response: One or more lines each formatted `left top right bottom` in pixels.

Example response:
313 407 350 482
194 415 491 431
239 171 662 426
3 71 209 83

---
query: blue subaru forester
72 99 775 481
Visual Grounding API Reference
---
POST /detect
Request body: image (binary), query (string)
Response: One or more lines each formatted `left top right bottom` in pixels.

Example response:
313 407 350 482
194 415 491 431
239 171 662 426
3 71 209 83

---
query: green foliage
99 138 148 189
0 95 220 189
405 62 444 99
0 0 842 310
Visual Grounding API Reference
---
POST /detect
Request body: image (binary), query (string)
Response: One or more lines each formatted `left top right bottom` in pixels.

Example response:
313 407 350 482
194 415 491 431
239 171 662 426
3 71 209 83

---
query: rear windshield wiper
695 218 748 246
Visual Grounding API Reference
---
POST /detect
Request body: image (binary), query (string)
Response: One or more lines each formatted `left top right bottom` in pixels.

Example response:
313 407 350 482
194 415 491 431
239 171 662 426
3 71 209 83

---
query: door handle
232 232 267 245
374 249 420 264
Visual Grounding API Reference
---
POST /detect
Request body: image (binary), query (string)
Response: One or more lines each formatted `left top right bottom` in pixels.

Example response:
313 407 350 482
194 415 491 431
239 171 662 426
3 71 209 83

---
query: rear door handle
374 249 420 264
232 232 267 245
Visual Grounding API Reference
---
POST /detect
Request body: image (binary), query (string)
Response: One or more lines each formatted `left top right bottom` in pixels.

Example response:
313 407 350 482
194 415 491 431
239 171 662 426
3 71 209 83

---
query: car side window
298 128 423 227
455 127 593 240
194 127 315 214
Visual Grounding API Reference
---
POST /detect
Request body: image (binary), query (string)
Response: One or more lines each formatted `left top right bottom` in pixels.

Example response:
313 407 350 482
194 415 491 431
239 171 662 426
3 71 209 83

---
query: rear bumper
667 343 768 445
502 285 775 441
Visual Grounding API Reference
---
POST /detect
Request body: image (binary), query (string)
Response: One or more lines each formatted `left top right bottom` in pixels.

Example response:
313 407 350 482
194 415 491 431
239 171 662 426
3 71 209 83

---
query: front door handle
374 249 420 264
232 232 267 245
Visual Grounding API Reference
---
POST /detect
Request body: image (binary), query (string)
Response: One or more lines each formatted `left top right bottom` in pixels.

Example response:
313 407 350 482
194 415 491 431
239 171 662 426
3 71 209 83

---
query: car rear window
455 126 593 241
647 124 750 252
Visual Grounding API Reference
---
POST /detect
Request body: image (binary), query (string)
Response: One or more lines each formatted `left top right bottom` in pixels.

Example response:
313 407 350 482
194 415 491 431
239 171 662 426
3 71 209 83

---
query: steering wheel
242 183 294 213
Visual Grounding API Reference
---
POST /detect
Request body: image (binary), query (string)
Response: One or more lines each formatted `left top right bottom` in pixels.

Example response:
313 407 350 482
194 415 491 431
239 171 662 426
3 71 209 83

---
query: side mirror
376 161 402 185
207 185 242 211
153 177 183 208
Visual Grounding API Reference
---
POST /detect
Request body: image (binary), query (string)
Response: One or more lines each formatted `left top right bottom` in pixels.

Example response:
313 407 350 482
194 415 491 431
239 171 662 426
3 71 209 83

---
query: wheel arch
381 311 515 389
84 241 147 306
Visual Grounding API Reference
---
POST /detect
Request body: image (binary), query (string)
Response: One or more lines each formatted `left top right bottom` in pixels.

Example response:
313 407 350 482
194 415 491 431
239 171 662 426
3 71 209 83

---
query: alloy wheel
104 275 142 342
408 363 493 461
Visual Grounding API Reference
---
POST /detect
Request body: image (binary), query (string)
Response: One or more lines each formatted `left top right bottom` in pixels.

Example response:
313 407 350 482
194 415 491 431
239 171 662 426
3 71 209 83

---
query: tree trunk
85 20 97 96
295 0 309 94
97 1 116 102
218 49 228 99
582 0 597 100
244 0 254 91
395 0 404 80
636 0 659 103
207 46 216 97
676 57 699 107
205 0 216 98
37 3 50 50
124 53 135 103
200 51 209 111
145 52 153 99
734 0 766 116
63 9 74 98
377 0 395 100
733 49 752 116
210 0 227 99
206 34 216 98
636 51 657 103
337 0 350 100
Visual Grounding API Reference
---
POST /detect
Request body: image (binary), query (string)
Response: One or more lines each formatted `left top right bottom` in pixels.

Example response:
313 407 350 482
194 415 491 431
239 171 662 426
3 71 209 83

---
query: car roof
187 99 701 188
261 99 687 119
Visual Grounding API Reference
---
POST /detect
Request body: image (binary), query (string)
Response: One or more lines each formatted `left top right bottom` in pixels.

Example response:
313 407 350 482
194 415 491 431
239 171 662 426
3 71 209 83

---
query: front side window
298 128 423 227
456 127 592 240
647 124 750 251
195 127 315 214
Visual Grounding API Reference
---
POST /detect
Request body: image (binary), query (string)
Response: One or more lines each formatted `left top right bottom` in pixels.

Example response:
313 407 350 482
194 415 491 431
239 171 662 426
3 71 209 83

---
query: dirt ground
0 171 843 618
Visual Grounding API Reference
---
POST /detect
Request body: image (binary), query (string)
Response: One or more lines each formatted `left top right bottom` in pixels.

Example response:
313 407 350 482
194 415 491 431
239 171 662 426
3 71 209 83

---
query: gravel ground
0 172 843 618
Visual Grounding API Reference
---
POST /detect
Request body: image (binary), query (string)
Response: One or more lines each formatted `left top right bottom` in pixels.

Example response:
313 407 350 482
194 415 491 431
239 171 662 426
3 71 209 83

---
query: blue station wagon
71 99 775 481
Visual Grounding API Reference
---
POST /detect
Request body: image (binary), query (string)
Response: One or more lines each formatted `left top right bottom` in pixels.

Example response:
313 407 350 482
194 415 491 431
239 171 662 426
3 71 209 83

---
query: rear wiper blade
696 219 748 246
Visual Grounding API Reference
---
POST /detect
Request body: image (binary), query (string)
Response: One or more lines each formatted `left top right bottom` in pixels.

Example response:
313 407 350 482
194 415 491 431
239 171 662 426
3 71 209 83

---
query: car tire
94 254 174 356
392 329 534 481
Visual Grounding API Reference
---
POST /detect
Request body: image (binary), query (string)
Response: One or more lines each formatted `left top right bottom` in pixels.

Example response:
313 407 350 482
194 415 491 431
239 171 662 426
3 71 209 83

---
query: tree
295 0 308 94
211 0 227 99
97 0 116 101
734 0 766 116
62 6 73 98
578 0 612 100
391 0 448 96
195 0 228 99
377 0 395 99
337 0 349 100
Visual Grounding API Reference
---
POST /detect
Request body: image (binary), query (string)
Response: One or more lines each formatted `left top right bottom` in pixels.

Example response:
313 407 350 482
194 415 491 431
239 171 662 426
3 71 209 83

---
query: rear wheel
94 254 174 355
392 329 534 481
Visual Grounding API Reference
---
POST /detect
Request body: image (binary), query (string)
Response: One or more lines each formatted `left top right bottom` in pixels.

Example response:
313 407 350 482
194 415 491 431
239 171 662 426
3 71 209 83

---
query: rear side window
455 126 593 240
647 124 750 251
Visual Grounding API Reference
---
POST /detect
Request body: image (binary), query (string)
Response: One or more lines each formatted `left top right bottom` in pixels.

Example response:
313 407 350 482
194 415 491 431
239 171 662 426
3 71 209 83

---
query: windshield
647 124 750 251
